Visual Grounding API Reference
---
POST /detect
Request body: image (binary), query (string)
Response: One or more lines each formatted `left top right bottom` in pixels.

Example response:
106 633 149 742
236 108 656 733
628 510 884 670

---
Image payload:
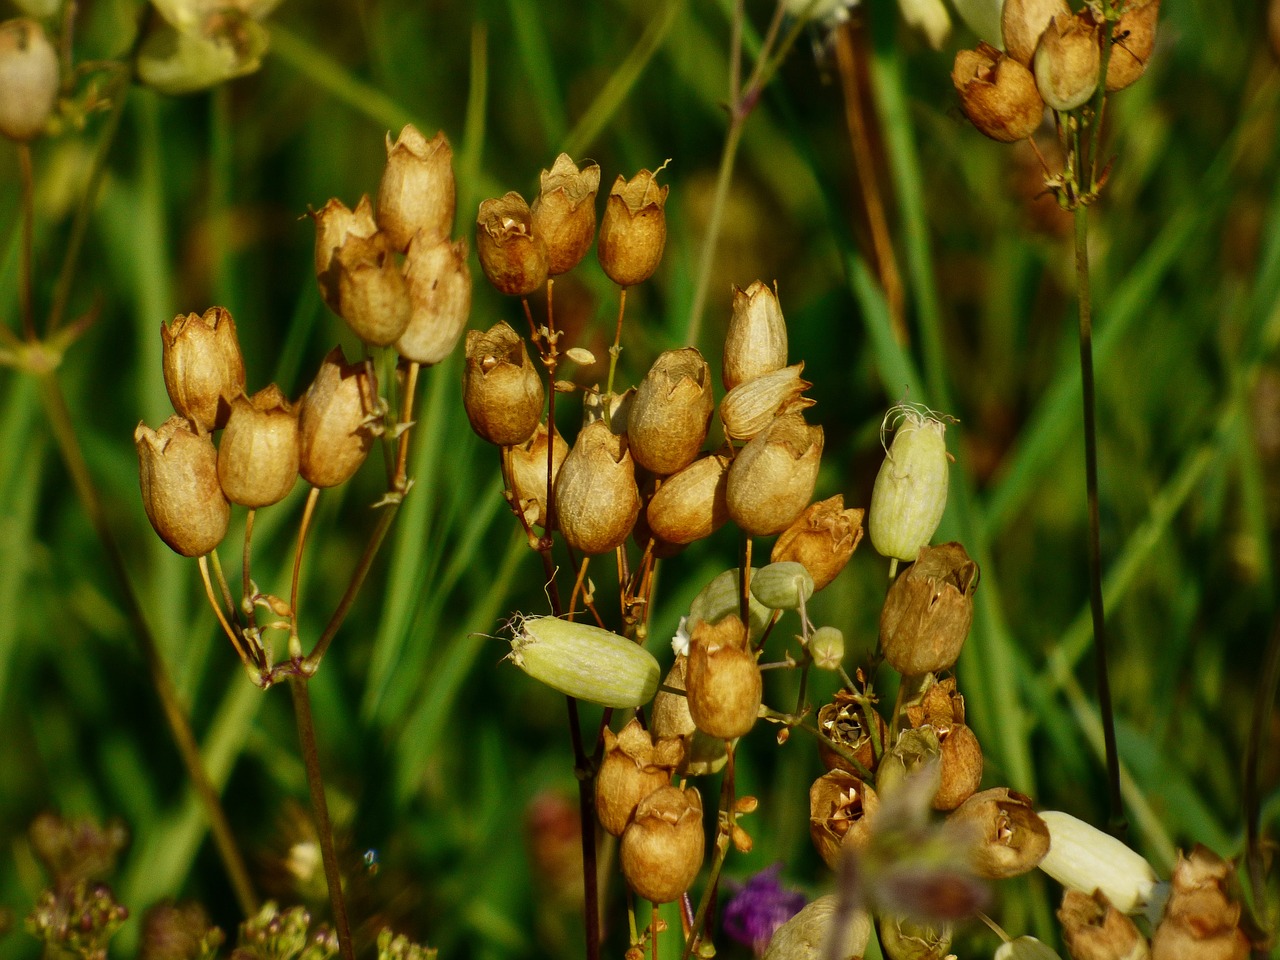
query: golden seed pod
217 385 300 508
904 678 981 810
507 615 661 708
0 18 57 141
723 280 788 391
1151 846 1249 960
135 416 230 557
646 454 730 545
685 615 761 740
462 321 545 446
476 191 549 296
808 769 879 870
1058 891 1151 960
595 718 685 837
161 306 247 432
396 235 472 365
620 785 704 903
597 167 669 287
628 347 715 475
1037 810 1158 913
376 125 456 253
726 413 824 537
310 195 379 314
952 44 1045 143
1002 0 1070 66
651 655 697 741
949 788 1050 880
334 233 413 347
582 385 635 432
817 696 886 775
297 347 377 488
1033 11 1101 112
1106 0 1160 91
880 541 979 676
503 421 569 531
554 419 642 555
719 363 813 442
771 494 864 591
878 917 954 960
531 153 601 276
868 407 949 562
763 895 872 960
750 561 814 612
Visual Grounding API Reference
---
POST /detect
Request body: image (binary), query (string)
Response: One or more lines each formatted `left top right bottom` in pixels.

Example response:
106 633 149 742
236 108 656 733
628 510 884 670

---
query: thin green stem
18 142 36 341
685 117 744 348
1244 610 1280 935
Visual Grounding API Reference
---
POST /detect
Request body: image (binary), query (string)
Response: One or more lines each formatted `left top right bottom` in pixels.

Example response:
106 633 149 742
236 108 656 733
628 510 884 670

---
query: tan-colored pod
880 542 979 676
462 321 544 446
135 416 230 557
763 895 872 960
595 718 685 837
809 769 879 870
1002 0 1070 66
476 192 548 296
334 233 412 347
1106 0 1160 91
723 280 788 391
620 785 704 903
949 788 1050 879
905 679 982 811
297 347 377 488
646 454 730 545
1057 891 1149 960
771 494 864 591
685 615 761 740
376 125 455 252
217 385 300 508
396 235 472 365
310 195 378 313
555 419 641 554
953 44 1045 143
651 656 697 742
1033 11 1101 112
0 18 58 142
1150 846 1250 960
161 306 246 432
720 363 813 442
817 697 886 776
531 154 601 276
597 168 669 287
503 421 568 531
726 413 824 537
628 347 714 475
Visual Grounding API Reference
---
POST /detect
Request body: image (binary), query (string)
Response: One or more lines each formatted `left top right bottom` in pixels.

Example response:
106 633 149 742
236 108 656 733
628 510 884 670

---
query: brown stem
18 142 36 341
290 487 321 658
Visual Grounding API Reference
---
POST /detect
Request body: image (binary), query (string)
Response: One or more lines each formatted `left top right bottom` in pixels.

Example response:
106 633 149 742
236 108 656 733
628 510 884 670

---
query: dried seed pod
720 363 813 441
0 18 58 141
686 615 762 740
726 413 824 537
376 126 456 252
723 281 788 391
904 678 982 810
950 788 1050 880
1151 846 1249 960
953 43 1045 143
217 385 300 508
750 561 814 611
868 406 949 562
310 195 379 313
620 786 704 903
597 167 669 287
1033 11 1101 112
876 727 943 803
334 232 413 347
762 895 872 960
1002 0 1070 66
646 454 730 545
462 321 544 446
878 917 954 960
651 655 697 741
1037 810 1158 913
554 420 641 554
808 769 878 870
771 495 865 591
595 718 685 837
135 416 230 557
531 153 601 276
507 615 660 709
817 696 886 775
396 235 472 365
1058 890 1151 960
476 192 549 296
1106 0 1160 91
297 347 377 488
161 306 247 431
503 421 568 531
879 541 979 675
628 347 715 475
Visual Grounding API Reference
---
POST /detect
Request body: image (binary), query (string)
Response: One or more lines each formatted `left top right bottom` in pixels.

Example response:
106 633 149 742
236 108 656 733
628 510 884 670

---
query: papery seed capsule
878 917 954 960
376 125 456 253
620 786 704 903
161 306 247 432
953 44 1045 143
135 416 230 557
462 321 544 446
334 233 413 347
719 363 813 442
904 678 981 810
555 419 642 555
531 154 601 276
507 615 660 708
595 718 685 837
297 347 377 488
868 406 949 562
503 421 568 531
651 655 697 741
771 495 864 591
686 615 761 740
762 895 872 960
750 561 814 611
723 281 788 391
1037 810 1157 912
1002 0 1070 66
396 235 471 365
726 413 824 537
876 727 943 803
808 770 879 870
597 167 669 287
1058 891 1150 960
217 385 300 508
880 541 979 675
310 196 379 314
950 788 1051 880
1105 0 1160 91
1033 11 1101 112
1151 846 1249 960
476 192 549 296
817 696 886 774
628 347 714 475
646 454 730 545
0 18 57 141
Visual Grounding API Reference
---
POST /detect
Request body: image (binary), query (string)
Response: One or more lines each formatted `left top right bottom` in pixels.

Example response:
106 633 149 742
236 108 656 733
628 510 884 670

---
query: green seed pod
750 561 814 611
507 615 660 709
868 405 950 562
809 627 844 671
688 567 771 640
878 917 953 960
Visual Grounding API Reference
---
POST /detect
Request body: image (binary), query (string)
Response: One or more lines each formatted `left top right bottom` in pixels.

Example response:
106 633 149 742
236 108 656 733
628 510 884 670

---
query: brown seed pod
1002 0 1071 66
646 454 731 545
595 718 685 837
531 153 601 276
904 678 982 811
135 416 230 557
953 43 1045 143
817 696 885 776
809 770 879 870
476 192 549 296
1033 11 1101 112
503 421 568 531
1059 891 1152 960
879 541 979 676
462 321 544 447
771 494 864 591
597 168 669 287
948 787 1050 879
723 281 788 391
310 195 379 314
161 306 247 432
334 232 413 347
685 615 762 740
396 235 472 365
726 413 824 537
628 347 715 475
297 347 377 489
376 125 456 253
554 419 641 555
620 785 704 903
1106 0 1160 91
217 385 300 508
719 363 813 442
1150 846 1250 960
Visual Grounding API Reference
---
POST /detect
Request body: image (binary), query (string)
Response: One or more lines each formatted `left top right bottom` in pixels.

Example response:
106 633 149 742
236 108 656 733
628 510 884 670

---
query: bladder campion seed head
817 696 886 775
808 769 879 870
686 615 762 740
949 788 1050 880
136 416 230 557
397 235 472 365
161 306 246 432
476 192 549 296
310 196 378 314
554 419 642 555
1002 0 1070 67
953 44 1045 143
1033 11 1101 112
334 233 413 347
1106 0 1160 91
878 917 954 960
595 718 686 837
217 385 300 508
503 421 568 532
1057 892 1150 960
876 727 943 803
868 405 950 562
620 785 704 903
531 154 601 276
771 495 864 591
723 281 788 391
0 18 57 141
376 126 455 253
726 413 824 536
297 347 377 489
750 561 814 612
597 167 669 287
763 896 872 960
646 454 731 545
905 679 982 810
1037 811 1158 913
628 348 714 475
462 321 544 446
1151 846 1250 960
880 541 978 675
507 616 660 708
720 363 813 442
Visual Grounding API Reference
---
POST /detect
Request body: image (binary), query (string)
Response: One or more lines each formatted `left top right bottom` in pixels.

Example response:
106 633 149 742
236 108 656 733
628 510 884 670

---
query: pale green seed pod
868 406 950 562
688 567 771 639
750 561 814 611
762 895 871 960
809 627 844 671
1037 811 1158 914
507 615 660 709
878 917 953 960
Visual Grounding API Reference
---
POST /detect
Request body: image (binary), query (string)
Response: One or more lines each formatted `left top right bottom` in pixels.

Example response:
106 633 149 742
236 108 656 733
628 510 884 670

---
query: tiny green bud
507 615 660 709
750 561 814 611
869 404 950 562
809 627 844 671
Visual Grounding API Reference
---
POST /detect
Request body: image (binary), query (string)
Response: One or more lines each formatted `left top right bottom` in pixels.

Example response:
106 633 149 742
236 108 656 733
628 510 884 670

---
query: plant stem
1244 609 1280 934
289 677 355 960
1072 202 1124 838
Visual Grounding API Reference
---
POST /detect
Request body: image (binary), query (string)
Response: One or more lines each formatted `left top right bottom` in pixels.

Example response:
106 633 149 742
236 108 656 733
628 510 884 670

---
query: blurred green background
1 0 1278 956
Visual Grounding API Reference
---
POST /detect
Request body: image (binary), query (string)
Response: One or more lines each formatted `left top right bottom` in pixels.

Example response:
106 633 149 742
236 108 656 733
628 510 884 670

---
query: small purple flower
722 864 808 957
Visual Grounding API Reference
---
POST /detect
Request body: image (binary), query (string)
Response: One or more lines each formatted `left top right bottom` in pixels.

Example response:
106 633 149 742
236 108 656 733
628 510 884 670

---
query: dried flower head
396 235 472 365
476 192 549 296
619 785 704 903
1033 11 1101 112
953 43 1045 143
462 321 544 446
217 385 300 508
771 494 865 591
726 413 824 536
597 166 669 287
554 419 642 555
136 416 230 557
1106 0 1160 91
595 718 685 837
628 347 715 475
686 615 762 739
297 347 377 489
950 788 1050 880
531 153 601 276
310 196 378 314
879 541 979 676
161 306 247 432
376 125 456 252
645 454 731 545
809 769 879 870
723 281 788 391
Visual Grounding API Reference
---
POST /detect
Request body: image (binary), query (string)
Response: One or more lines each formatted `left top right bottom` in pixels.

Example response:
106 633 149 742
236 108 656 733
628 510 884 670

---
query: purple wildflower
722 864 807 957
